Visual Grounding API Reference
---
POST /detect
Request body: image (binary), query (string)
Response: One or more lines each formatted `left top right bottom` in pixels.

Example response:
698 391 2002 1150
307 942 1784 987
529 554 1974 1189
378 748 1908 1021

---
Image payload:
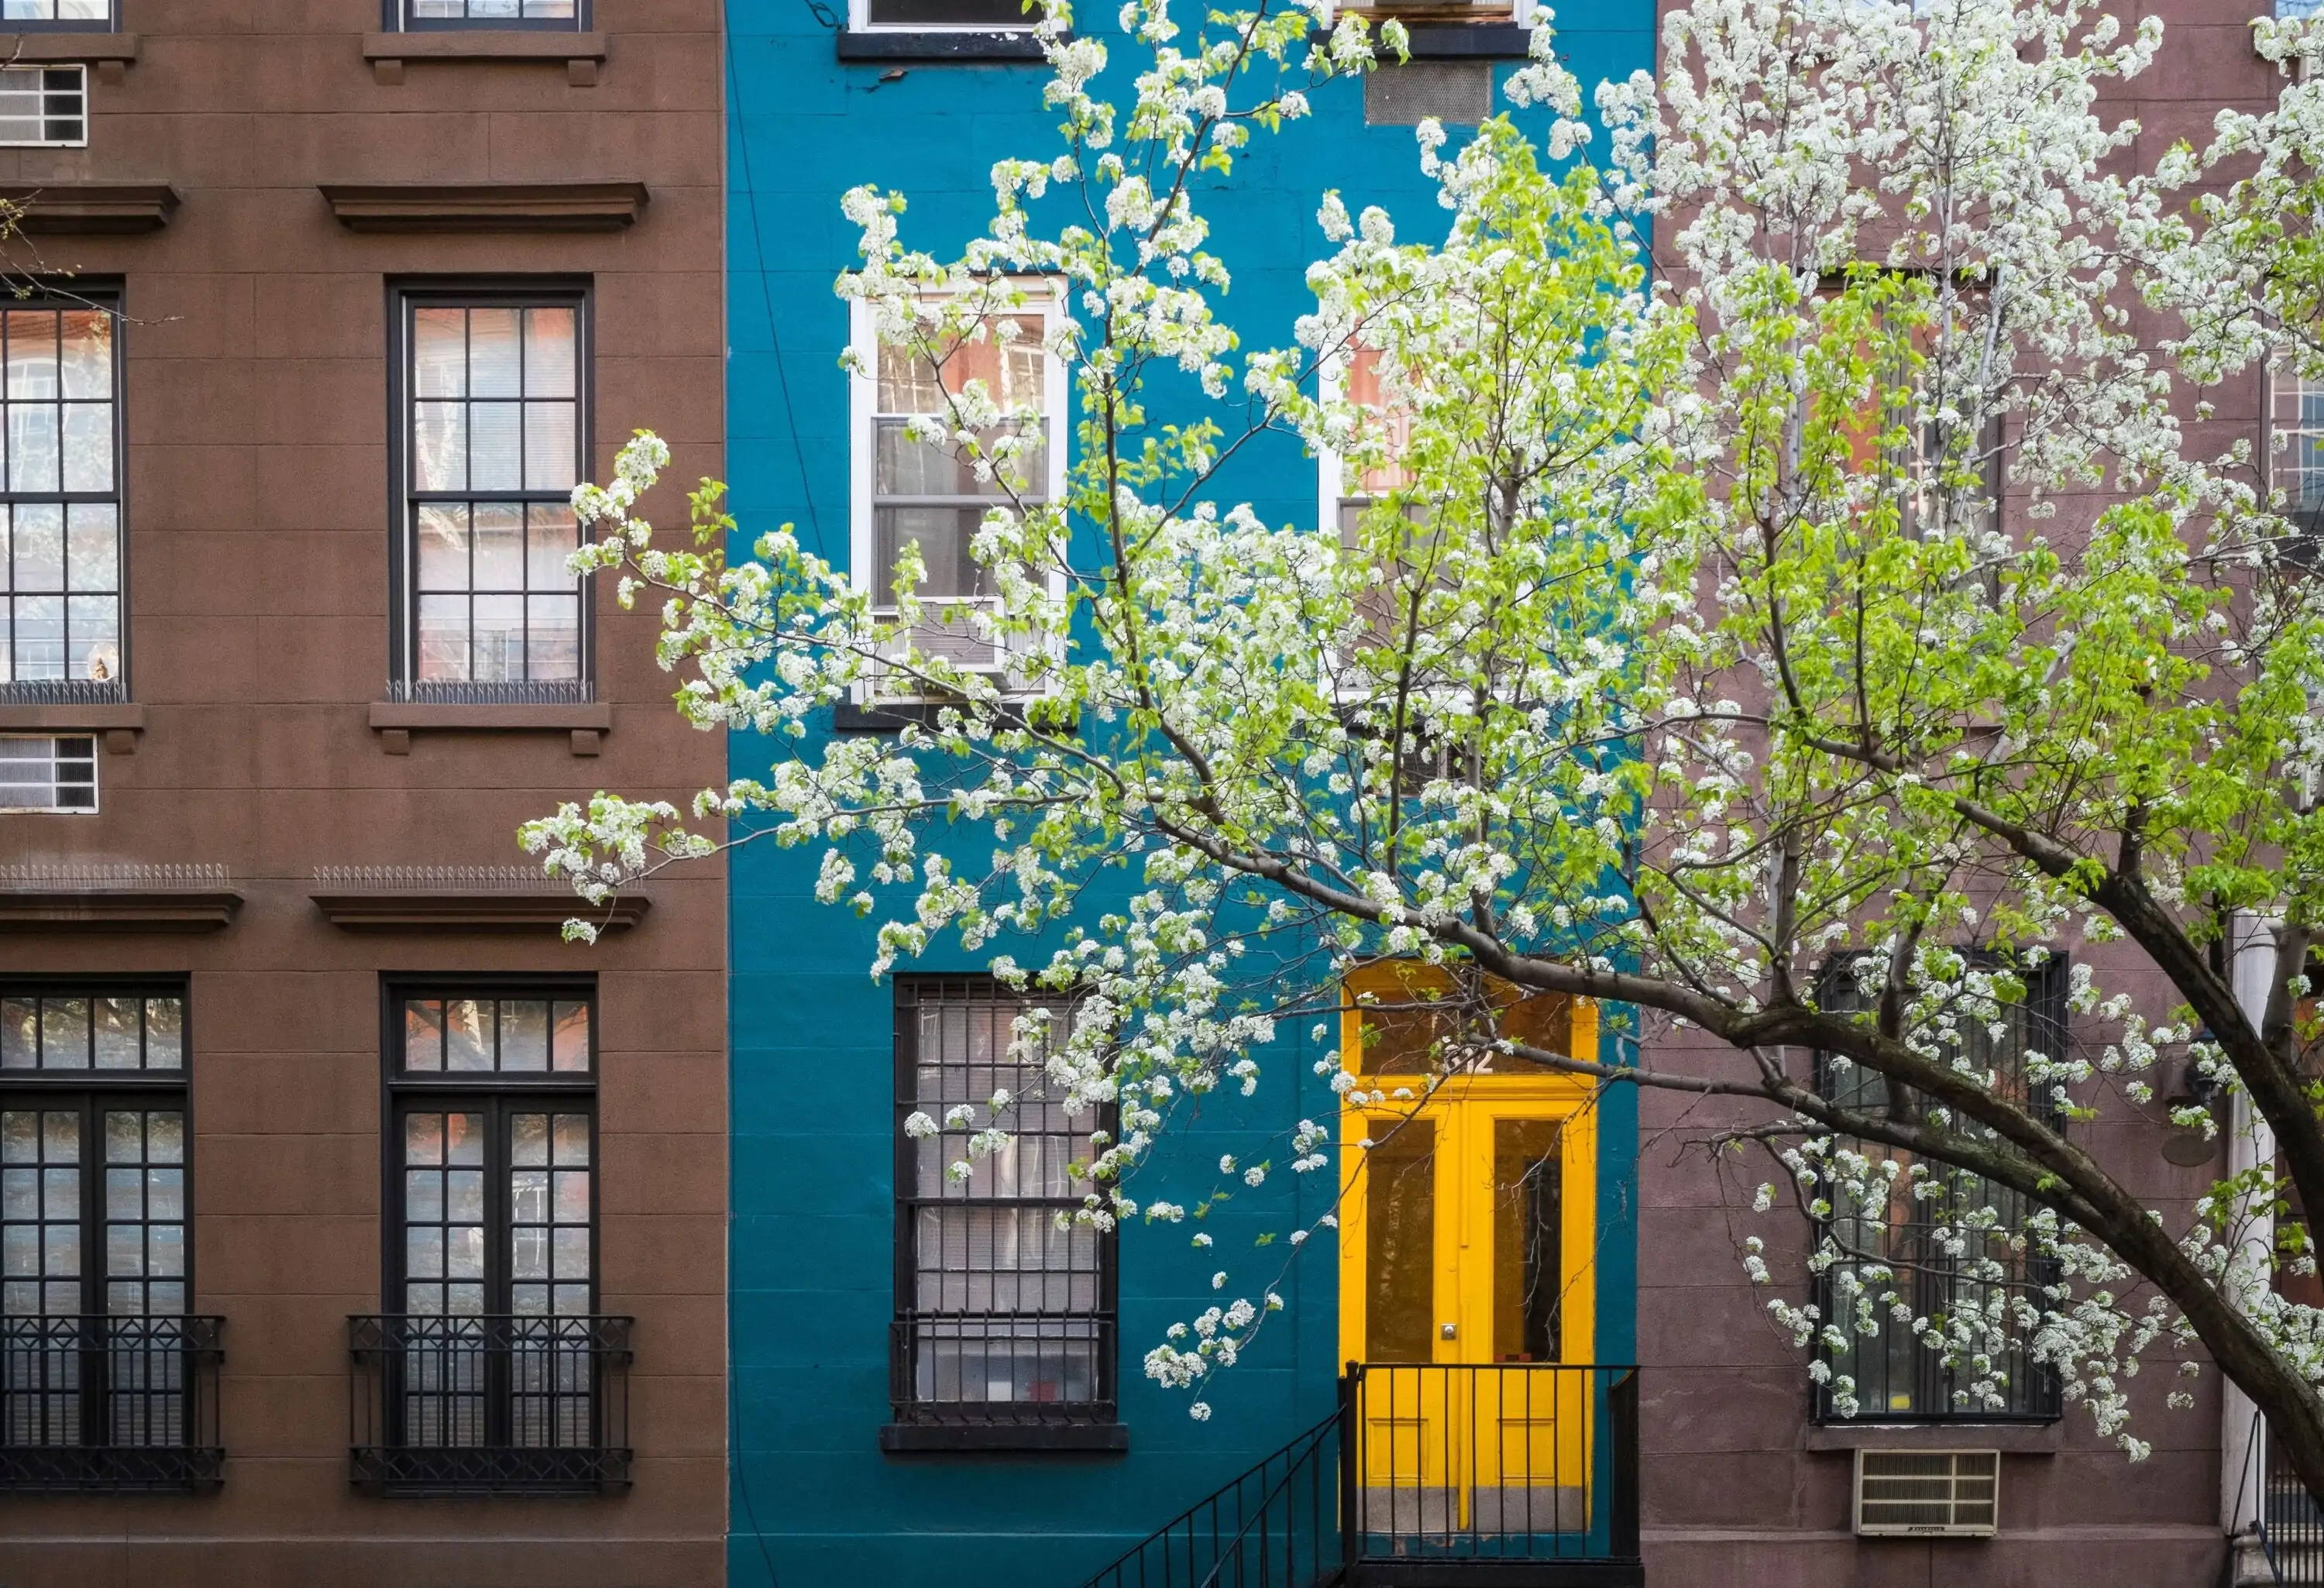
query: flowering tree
526 0 2324 1490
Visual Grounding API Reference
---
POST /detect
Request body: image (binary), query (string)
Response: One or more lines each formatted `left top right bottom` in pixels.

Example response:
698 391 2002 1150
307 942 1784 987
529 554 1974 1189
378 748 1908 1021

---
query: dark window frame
0 282 128 704
0 976 193 1323
385 0 590 30
377 976 599 1321
1809 951 2067 1425
383 279 594 700
885 977 1121 1449
0 2 118 33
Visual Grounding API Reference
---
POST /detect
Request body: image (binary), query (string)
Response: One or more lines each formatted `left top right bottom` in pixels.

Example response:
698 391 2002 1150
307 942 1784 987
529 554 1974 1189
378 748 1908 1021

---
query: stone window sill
0 33 136 83
0 701 143 754
1803 1421 2061 1453
837 29 1050 62
878 1421 1129 1453
362 29 607 85
367 699 610 757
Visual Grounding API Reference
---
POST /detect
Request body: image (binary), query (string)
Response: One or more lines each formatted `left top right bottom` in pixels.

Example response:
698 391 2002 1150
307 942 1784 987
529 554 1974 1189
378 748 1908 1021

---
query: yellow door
1336 964 1598 1538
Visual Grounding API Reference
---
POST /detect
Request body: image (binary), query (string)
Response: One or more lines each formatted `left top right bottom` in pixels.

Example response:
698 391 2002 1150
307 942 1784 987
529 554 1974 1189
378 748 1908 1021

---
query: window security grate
0 67 84 146
1854 1449 2000 1536
0 736 94 812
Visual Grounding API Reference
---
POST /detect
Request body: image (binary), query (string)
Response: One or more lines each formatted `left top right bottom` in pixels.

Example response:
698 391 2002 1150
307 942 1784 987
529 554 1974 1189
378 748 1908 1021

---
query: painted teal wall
724 3 1651 1581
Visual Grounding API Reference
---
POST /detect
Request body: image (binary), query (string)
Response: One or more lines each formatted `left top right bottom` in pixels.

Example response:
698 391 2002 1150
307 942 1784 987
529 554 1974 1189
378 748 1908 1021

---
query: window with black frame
0 294 124 704
889 980 1116 1441
390 288 589 705
390 0 586 28
353 983 629 1493
0 983 222 1490
1812 956 2065 1423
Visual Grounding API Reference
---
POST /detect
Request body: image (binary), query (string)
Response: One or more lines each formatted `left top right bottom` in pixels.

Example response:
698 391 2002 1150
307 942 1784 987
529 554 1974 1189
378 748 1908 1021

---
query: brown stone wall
0 2 727 1583
1636 1 2274 1581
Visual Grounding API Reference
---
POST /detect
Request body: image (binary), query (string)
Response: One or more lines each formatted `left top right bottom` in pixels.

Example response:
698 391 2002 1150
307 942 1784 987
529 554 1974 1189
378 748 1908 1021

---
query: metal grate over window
1363 63 1490 129
399 297 587 696
891 979 1112 1425
1813 957 2064 1423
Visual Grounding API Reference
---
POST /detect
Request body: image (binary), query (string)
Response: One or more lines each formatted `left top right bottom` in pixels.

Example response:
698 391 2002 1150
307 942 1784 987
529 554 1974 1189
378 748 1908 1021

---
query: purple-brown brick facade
0 3 727 1584
1636 2 2277 1583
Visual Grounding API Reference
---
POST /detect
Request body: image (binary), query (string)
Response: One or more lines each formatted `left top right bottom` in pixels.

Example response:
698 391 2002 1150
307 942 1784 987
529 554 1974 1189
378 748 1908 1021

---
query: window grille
363 981 619 1491
0 735 94 811
0 302 121 699
0 1 114 28
394 292 588 699
890 979 1113 1425
857 294 1058 699
1363 64 1492 128
0 982 217 1490
1812 957 2064 1422
0 67 84 146
396 0 585 26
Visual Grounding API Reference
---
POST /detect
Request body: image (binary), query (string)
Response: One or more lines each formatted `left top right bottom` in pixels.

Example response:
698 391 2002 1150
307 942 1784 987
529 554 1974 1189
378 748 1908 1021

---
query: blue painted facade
723 4 1652 1581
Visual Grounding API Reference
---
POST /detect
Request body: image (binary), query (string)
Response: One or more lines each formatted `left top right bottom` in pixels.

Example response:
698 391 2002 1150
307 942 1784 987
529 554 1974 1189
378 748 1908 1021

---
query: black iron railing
348 1314 632 1493
1085 1408 1342 1588
889 1312 1116 1427
1081 1364 1642 1588
0 1314 223 1490
382 679 594 706
0 677 127 706
2251 1411 2324 1585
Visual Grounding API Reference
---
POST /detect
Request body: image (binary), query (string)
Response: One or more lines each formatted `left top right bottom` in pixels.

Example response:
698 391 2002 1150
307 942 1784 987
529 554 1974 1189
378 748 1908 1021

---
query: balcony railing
1083 1363 1642 1588
382 678 594 706
0 1314 224 1491
889 1312 1116 1426
347 1314 632 1494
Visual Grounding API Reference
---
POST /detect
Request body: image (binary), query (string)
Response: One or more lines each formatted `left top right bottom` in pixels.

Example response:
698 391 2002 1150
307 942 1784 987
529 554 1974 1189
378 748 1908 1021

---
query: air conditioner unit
871 603 1013 703
1853 1449 1999 1538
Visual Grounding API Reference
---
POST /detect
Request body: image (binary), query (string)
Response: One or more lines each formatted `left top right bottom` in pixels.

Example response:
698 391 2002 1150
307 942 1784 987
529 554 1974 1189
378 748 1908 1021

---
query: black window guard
0 1314 223 1491
889 1311 1116 1427
347 1313 631 1494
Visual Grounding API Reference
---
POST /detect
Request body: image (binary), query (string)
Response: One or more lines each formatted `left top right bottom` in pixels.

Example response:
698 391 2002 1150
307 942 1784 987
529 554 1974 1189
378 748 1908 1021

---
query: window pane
13 503 60 589
415 594 469 681
471 503 524 590
60 400 108 492
58 311 108 400
412 401 468 492
473 593 525 682
876 507 988 601
416 506 469 591
413 309 467 399
524 308 576 397
445 1001 492 1071
40 999 87 1068
512 1112 548 1167
469 403 521 491
64 503 115 591
6 311 56 399
551 1002 590 1071
527 506 578 589
0 1000 32 1067
500 1002 548 1071
91 998 138 1069
523 402 576 491
9 402 58 493
468 308 521 398
525 596 579 680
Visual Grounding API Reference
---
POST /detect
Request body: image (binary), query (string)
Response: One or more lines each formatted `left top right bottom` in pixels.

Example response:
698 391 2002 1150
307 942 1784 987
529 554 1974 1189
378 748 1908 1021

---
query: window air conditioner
1853 1449 2000 1538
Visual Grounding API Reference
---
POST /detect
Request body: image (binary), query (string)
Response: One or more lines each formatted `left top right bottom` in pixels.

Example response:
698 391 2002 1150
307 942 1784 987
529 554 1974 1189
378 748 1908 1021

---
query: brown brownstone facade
1637 2 2276 1581
0 3 726 1583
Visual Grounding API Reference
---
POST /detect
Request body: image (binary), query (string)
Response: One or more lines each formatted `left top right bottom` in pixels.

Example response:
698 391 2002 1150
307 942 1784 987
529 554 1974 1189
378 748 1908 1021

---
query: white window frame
0 734 95 813
1337 0 1536 21
847 284 1069 704
0 64 85 149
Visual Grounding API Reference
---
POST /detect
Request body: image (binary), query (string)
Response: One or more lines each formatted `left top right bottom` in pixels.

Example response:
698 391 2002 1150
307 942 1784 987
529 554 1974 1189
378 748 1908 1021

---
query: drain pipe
2223 913 2279 1586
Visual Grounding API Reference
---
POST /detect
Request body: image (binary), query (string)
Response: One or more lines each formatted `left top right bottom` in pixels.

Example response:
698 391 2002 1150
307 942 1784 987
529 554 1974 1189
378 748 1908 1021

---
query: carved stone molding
320 182 647 233
0 183 178 234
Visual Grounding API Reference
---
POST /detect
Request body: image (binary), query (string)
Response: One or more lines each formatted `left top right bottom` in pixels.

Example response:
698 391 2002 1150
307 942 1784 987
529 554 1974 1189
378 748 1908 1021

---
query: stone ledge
362 29 607 85
1803 1421 2063 1453
0 890 239 933
0 33 137 82
0 182 177 234
310 891 647 933
367 699 612 731
0 702 144 732
321 181 647 233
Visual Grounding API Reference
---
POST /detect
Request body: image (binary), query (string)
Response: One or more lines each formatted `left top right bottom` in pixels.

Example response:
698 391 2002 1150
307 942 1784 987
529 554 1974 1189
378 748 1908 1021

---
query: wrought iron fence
0 1313 223 1490
347 1313 631 1493
1081 1364 1643 1588
2252 1411 2324 1586
889 1312 1115 1426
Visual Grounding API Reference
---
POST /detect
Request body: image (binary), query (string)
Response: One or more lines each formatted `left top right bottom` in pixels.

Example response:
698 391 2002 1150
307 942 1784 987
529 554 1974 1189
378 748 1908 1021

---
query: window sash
891 980 1112 1420
391 292 590 693
0 1 115 28
1 1092 190 1323
394 0 587 29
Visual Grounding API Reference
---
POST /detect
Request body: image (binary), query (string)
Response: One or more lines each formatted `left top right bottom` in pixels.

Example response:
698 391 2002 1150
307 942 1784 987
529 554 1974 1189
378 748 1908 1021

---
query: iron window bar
0 1313 222 1491
346 1313 631 1494
0 676 123 706
381 677 594 706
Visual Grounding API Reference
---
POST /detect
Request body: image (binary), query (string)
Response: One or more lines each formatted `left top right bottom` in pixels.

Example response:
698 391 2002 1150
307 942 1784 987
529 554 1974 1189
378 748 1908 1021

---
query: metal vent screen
1854 1449 1999 1536
1364 63 1491 127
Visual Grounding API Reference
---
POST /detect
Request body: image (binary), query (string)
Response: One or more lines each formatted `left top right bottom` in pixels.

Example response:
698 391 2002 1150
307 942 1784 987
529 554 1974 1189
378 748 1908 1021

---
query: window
1812 957 2064 1422
848 0 1035 31
0 735 94 811
0 985 218 1490
0 300 121 701
354 982 624 1492
2273 370 2324 535
0 1 112 28
0 66 84 146
392 0 586 28
850 289 1064 699
889 980 1113 1432
391 289 589 703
